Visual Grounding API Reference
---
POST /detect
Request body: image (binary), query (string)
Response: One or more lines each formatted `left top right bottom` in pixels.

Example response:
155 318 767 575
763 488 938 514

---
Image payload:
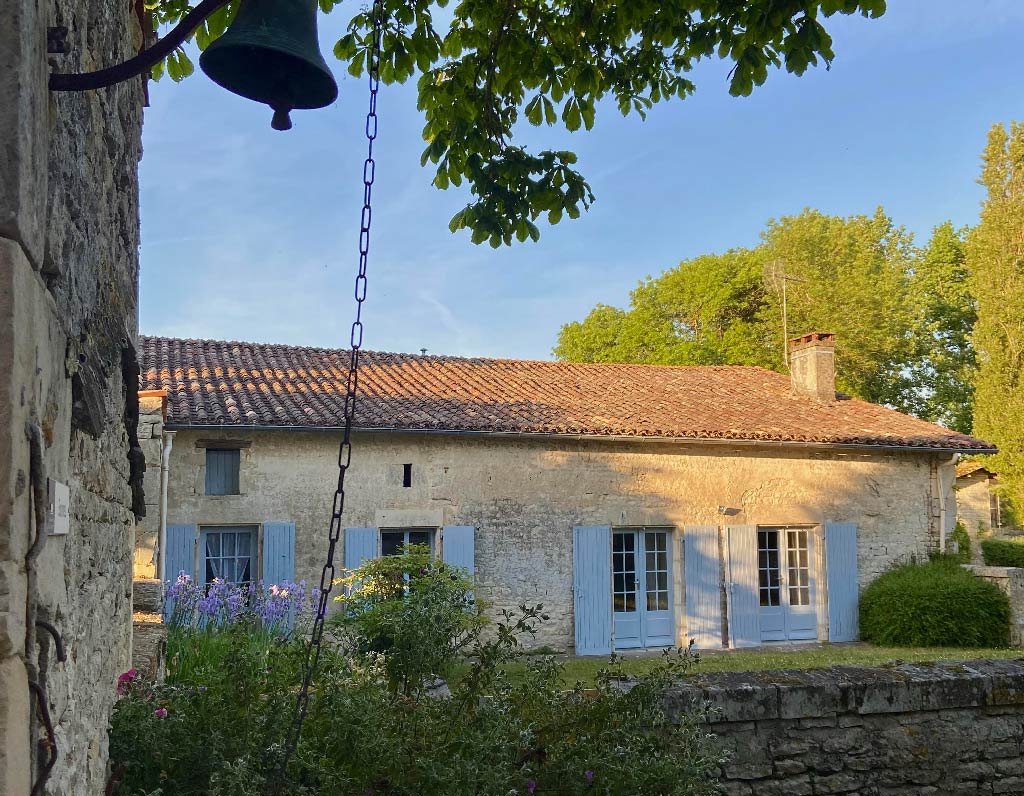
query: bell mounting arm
49 0 231 92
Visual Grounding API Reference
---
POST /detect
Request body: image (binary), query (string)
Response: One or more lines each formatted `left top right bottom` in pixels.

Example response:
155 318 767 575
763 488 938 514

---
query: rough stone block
0 656 30 796
0 0 47 265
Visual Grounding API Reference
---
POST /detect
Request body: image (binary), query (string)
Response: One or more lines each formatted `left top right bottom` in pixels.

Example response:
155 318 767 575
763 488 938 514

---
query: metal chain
274 0 385 784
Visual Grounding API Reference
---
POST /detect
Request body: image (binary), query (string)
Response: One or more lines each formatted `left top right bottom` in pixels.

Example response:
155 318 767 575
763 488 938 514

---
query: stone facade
135 394 167 578
959 470 998 536
666 659 1024 795
1 0 144 793
162 428 954 651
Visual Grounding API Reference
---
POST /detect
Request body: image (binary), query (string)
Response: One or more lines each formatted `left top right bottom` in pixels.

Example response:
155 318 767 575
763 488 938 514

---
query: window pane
238 557 251 583
646 572 657 591
206 534 220 557
658 572 668 592
614 594 625 612
614 573 625 593
381 532 402 557
613 534 624 553
658 593 669 611
408 531 430 547
646 551 656 571
223 534 236 557
624 593 636 612
237 533 251 556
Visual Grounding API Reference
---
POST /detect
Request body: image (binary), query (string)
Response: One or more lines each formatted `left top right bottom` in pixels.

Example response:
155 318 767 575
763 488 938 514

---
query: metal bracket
47 27 69 55
49 0 230 91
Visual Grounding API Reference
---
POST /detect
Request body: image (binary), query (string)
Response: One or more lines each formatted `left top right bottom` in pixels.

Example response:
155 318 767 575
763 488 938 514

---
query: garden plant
108 550 725 795
859 555 1011 648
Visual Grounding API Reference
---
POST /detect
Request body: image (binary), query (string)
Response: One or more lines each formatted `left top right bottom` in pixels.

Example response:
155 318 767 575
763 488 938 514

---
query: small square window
402 463 413 488
206 449 240 495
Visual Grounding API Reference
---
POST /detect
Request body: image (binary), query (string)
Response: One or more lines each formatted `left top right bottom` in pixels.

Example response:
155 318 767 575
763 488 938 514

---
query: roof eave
161 422 997 455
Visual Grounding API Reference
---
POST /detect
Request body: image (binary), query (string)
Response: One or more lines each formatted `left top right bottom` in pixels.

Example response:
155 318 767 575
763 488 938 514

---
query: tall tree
905 222 976 433
153 0 887 246
969 122 1024 517
760 207 915 406
554 248 775 366
557 208 915 407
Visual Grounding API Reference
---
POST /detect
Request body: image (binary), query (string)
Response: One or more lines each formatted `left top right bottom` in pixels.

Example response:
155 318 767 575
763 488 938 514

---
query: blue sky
139 1 1024 360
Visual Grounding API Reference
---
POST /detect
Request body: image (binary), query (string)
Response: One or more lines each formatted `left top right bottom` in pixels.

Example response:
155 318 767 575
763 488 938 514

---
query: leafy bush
981 537 1024 567
950 522 972 563
329 544 488 693
109 561 725 796
860 557 1010 647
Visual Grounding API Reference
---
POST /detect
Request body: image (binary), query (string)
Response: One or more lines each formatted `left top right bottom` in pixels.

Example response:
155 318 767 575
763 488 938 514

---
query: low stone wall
965 565 1024 647
665 659 1024 795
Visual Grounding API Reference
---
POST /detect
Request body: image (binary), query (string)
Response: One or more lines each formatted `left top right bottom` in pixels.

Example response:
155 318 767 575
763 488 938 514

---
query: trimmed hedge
981 537 1024 568
860 557 1010 648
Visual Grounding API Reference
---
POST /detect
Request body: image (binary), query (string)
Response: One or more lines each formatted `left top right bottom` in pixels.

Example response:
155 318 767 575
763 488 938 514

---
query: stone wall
1 0 144 793
163 429 949 651
965 565 1024 647
665 659 1024 795
135 394 167 578
959 473 996 558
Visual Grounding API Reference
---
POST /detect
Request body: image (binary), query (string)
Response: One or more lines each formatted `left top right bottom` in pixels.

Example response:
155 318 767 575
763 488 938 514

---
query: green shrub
950 522 972 563
110 571 725 796
860 557 1010 647
981 537 1024 567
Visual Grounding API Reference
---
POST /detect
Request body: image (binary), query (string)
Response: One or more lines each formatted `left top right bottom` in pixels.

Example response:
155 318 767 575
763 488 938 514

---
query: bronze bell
199 0 338 131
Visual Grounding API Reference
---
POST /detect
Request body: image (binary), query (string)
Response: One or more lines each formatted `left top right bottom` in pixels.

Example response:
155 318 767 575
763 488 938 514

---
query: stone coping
663 659 1024 723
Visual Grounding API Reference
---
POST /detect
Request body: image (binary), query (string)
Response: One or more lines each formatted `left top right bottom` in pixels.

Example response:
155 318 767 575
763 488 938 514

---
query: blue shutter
573 525 612 656
442 526 475 577
263 522 296 586
163 524 196 622
344 528 378 571
726 525 760 648
825 522 859 642
205 449 239 495
684 526 722 649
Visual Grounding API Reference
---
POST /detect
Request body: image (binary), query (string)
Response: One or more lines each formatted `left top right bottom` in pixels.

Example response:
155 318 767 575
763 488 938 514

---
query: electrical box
47 478 70 536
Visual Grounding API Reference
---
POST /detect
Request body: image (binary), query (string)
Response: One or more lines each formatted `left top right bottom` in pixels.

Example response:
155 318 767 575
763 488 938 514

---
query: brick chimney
789 332 836 403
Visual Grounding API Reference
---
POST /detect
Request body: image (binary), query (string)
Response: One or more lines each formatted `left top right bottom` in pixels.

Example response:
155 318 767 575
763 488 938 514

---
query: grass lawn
495 644 1023 685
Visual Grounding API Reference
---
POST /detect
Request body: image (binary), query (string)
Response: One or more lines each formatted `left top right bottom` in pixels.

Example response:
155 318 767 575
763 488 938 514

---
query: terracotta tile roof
956 460 996 478
139 336 996 452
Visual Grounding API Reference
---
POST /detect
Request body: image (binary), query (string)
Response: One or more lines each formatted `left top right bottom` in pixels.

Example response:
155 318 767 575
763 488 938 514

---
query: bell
199 0 338 131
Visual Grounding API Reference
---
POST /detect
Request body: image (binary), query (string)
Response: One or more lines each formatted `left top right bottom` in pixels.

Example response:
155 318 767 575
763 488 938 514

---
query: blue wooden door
825 522 859 642
640 530 674 646
344 527 378 571
573 525 612 656
757 528 786 641
684 526 722 649
612 530 642 648
726 525 760 648
784 528 817 640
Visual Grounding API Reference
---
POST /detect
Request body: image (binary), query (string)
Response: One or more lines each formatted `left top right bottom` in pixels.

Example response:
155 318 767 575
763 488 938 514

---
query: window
644 531 670 612
202 527 256 584
402 463 413 488
612 531 637 613
205 448 240 495
786 529 811 607
758 529 782 607
381 528 434 556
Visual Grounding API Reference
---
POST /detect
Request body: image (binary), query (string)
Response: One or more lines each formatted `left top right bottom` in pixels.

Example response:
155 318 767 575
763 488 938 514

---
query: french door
612 528 674 649
758 527 817 641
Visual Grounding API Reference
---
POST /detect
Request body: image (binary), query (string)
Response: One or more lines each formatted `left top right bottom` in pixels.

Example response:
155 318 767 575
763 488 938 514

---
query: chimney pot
789 332 836 403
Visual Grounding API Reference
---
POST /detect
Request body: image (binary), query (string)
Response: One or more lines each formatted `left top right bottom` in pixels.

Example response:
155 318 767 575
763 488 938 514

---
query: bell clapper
271 107 294 131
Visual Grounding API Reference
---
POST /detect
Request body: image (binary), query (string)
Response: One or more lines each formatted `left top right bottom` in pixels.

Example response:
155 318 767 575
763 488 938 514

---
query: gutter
936 452 959 552
161 423 997 456
157 431 175 583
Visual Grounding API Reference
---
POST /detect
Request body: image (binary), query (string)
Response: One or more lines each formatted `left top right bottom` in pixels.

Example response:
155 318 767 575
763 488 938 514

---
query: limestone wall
666 659 1024 795
959 472 996 541
164 429 946 651
1 0 144 792
135 395 167 578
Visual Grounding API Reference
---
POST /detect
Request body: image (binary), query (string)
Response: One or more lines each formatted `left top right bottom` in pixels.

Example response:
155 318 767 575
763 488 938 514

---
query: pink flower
154 708 168 718
117 669 138 695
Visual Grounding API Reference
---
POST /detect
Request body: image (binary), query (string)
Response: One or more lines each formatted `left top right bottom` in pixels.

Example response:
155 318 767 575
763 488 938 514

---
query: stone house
956 460 1001 533
138 332 994 654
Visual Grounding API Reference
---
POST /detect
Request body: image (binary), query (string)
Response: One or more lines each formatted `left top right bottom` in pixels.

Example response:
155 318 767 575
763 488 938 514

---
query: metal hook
35 620 67 663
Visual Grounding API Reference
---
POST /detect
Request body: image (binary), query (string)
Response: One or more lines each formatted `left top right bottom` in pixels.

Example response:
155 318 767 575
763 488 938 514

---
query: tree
153 0 887 246
761 207 915 406
969 122 1024 518
557 208 915 407
905 222 976 433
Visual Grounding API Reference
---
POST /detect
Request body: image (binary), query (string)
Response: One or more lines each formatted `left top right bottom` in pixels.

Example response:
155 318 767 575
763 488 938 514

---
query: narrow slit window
402 463 412 488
